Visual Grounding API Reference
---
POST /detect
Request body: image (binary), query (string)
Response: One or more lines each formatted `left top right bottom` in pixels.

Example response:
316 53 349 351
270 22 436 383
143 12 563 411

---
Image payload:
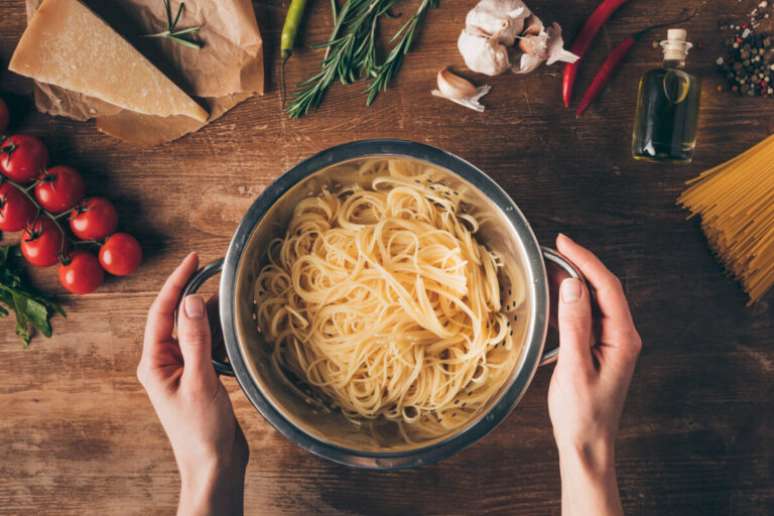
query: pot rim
220 139 549 469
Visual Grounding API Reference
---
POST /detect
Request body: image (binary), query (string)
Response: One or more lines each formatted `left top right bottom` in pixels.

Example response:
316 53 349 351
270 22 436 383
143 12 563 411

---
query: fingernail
561 278 582 303
558 233 573 243
183 295 205 319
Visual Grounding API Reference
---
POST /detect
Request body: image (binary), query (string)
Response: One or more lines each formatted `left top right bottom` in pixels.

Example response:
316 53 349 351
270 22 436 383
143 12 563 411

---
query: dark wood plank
1 0 772 515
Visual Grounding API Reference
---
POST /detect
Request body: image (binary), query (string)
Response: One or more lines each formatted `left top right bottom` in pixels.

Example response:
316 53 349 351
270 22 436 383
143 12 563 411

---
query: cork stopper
660 28 693 62
668 28 687 42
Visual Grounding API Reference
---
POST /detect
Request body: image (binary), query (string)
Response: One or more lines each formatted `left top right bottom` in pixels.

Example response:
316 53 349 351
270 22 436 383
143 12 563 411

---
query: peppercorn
717 5 774 99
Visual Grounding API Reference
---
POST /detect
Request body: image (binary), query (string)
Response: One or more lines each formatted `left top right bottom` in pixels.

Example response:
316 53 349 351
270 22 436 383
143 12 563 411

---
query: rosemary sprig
142 0 203 50
287 0 437 118
365 0 437 105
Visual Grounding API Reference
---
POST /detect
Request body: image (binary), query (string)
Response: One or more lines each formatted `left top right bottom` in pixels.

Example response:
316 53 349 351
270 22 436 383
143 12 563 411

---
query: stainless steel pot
183 140 582 469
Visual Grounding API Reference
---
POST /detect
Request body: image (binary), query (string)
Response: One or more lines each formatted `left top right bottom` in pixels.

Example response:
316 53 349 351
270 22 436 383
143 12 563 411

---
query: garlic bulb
464 0 529 47
431 68 492 112
458 0 577 76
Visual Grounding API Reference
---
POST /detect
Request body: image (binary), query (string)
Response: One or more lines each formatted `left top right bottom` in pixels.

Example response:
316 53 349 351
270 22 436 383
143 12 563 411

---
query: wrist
558 438 616 480
557 439 622 516
178 456 247 516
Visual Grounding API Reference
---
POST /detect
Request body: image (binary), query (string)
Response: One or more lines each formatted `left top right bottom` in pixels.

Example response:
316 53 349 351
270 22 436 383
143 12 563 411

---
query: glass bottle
632 29 701 163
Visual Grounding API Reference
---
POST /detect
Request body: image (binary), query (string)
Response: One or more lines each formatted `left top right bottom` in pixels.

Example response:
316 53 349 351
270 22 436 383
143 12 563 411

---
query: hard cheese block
9 0 208 123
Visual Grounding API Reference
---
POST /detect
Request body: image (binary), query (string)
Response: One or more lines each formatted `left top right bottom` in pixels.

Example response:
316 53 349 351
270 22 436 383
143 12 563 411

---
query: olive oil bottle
632 29 701 163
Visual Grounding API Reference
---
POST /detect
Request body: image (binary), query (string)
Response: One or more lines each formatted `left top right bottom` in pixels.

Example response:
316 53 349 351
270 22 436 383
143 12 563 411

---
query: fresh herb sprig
0 245 64 346
287 0 438 118
143 0 203 50
365 0 437 105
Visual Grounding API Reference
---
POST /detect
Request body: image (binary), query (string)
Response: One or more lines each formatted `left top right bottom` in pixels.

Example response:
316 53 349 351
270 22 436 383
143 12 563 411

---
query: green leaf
12 292 32 345
144 0 202 50
0 286 13 305
22 296 53 337
50 301 67 318
0 244 64 346
173 1 185 29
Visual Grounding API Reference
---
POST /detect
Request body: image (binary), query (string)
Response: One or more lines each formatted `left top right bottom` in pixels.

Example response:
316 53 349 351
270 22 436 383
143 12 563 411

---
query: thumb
557 278 593 373
178 294 216 385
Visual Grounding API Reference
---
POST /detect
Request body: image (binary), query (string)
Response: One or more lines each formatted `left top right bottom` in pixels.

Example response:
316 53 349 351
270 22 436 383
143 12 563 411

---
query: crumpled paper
24 0 264 145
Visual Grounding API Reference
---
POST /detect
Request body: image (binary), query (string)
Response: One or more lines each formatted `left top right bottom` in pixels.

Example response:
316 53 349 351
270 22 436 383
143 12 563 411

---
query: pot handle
539 247 585 367
180 258 235 377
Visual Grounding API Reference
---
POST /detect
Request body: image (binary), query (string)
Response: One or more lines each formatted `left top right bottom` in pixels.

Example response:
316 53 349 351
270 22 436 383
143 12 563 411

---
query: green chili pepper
280 0 310 106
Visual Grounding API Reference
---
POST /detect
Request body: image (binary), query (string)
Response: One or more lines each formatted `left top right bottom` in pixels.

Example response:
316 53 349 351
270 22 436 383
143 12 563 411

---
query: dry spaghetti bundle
678 135 774 304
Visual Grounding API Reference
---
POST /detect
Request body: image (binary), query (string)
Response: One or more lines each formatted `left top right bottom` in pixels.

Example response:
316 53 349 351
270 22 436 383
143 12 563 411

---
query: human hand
548 234 642 516
138 252 248 516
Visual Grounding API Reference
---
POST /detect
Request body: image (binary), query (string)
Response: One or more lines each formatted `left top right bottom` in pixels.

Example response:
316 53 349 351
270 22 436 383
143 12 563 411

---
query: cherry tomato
20 217 66 267
58 250 104 295
0 182 36 231
98 233 142 276
69 197 118 240
34 165 85 214
0 98 9 133
0 135 48 183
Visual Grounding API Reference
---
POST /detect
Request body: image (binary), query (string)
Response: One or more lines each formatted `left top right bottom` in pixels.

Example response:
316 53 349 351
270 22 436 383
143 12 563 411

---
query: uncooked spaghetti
678 135 774 304
254 159 523 441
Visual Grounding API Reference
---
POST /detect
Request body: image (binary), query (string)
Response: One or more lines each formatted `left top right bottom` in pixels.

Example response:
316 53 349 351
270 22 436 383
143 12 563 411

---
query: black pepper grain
717 3 774 97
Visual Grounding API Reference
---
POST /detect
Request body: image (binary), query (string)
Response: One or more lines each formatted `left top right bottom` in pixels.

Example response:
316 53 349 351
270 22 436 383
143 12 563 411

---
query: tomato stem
71 239 101 247
1 142 16 156
6 178 69 259
7 178 40 210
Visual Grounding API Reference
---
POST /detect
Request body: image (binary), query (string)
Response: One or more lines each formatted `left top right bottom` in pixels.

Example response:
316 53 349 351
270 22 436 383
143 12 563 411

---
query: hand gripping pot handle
540 247 586 367
180 258 234 376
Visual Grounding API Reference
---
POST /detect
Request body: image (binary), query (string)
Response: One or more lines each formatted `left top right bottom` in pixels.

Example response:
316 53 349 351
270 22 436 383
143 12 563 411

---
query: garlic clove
522 14 544 36
468 25 494 39
432 68 492 112
514 22 576 73
458 29 512 76
545 23 579 65
517 52 545 74
436 67 478 98
518 33 547 57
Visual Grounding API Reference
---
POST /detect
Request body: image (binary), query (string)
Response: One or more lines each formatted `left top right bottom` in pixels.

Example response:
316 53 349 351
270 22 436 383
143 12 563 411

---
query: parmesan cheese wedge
9 0 209 123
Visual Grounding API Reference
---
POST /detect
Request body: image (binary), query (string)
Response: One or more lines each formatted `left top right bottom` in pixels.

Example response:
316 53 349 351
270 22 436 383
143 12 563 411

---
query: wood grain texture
1 0 773 515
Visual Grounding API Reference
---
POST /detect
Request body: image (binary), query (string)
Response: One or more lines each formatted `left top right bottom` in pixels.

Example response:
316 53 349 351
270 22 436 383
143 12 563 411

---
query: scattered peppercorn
717 2 774 97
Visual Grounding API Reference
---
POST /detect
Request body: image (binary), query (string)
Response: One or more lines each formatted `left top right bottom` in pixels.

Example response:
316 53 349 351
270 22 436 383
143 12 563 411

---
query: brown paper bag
24 0 264 145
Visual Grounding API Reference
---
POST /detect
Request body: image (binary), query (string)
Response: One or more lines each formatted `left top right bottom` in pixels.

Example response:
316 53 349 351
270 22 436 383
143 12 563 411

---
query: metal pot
183 140 581 469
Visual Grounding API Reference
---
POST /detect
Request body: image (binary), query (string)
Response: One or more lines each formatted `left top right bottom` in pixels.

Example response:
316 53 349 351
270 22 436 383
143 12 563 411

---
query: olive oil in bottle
632 29 700 163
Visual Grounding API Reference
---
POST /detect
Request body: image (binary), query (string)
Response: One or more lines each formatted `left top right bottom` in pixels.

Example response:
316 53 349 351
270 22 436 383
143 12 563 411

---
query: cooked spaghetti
678 135 774 304
254 159 523 441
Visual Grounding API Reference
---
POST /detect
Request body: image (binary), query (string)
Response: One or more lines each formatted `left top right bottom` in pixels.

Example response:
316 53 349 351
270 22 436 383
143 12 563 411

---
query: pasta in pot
254 159 524 441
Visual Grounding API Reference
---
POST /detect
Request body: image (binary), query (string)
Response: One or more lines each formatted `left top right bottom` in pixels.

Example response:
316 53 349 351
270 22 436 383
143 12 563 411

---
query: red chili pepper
574 12 698 117
562 0 630 108
575 36 636 117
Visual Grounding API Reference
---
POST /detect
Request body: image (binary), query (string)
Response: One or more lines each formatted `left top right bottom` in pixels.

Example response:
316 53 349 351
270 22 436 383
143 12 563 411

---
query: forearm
558 441 623 516
178 460 247 516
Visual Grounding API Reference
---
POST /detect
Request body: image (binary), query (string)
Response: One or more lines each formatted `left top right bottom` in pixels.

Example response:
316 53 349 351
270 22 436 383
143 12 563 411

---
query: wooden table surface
1 0 772 514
